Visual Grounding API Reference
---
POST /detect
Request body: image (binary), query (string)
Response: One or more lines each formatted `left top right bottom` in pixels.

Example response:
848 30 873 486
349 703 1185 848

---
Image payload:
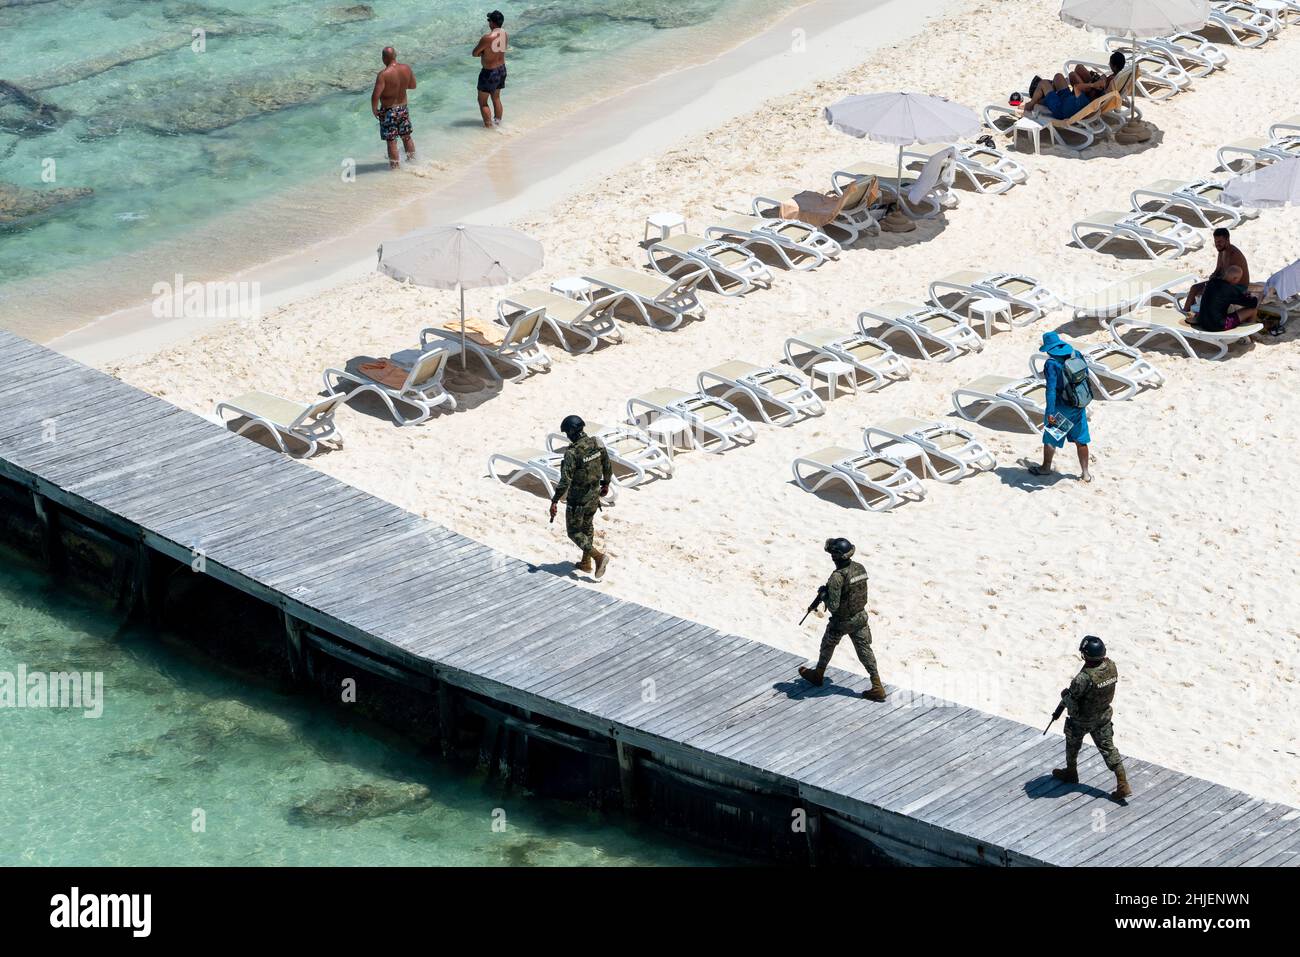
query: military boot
797 666 825 686
591 549 611 581
1051 759 1079 784
1111 764 1132 801
575 552 593 573
863 675 887 702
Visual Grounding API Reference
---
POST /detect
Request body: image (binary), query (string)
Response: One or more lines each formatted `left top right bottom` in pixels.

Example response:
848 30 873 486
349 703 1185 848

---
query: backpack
1056 353 1093 409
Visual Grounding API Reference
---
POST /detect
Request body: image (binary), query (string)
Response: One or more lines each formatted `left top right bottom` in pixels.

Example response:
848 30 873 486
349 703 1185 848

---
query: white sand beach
108 0 1300 806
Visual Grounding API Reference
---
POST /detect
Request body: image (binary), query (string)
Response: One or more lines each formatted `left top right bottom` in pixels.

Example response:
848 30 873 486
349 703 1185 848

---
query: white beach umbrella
377 223 544 368
1222 157 1300 209
1058 0 1210 142
824 92 981 231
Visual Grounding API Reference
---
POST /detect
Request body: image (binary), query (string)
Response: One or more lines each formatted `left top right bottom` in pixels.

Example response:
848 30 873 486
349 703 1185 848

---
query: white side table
1253 0 1287 30
810 360 857 400
550 276 594 301
644 212 686 242
643 414 689 458
969 297 1012 338
1012 117 1044 155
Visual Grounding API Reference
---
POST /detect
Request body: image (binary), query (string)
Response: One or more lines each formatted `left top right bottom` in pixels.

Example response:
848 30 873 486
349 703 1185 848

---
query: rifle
1042 700 1066 735
798 586 828 626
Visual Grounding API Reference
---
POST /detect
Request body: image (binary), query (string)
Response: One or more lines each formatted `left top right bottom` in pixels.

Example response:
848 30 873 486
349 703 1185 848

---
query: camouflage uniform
552 434 612 554
813 560 879 681
1061 657 1124 771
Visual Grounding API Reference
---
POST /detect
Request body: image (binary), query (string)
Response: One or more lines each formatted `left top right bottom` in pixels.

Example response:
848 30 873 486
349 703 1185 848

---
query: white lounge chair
625 387 757 454
1071 210 1204 260
705 213 841 270
696 360 824 427
646 233 773 296
214 392 345 458
1068 266 1196 320
323 347 456 426
951 374 1048 432
832 147 958 219
903 141 1028 195
580 266 708 330
1217 135 1300 173
545 421 674 486
488 447 618 502
927 270 1058 325
750 174 882 244
1109 298 1263 359
1130 178 1260 229
862 417 996 483
791 446 925 511
1029 342 1164 400
497 289 623 354
783 327 912 391
858 301 983 362
984 90 1129 153
1200 3 1275 46
1110 33 1227 78
1269 114 1300 139
1063 54 1188 101
420 307 551 380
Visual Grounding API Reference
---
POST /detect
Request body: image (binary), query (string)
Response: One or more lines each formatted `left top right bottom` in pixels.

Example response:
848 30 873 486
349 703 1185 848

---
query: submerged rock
0 182 93 226
288 782 431 827
0 80 67 135
324 4 374 24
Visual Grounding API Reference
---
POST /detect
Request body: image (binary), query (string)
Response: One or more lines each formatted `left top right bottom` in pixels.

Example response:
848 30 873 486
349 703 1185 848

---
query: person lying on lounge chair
1186 265 1260 332
1022 52 1125 117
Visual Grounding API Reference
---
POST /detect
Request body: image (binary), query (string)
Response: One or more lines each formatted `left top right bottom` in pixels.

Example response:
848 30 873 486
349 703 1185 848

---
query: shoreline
51 0 950 365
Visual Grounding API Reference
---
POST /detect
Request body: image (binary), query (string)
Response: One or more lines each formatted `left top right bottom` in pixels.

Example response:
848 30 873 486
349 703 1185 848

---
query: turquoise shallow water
0 0 795 291
0 562 734 866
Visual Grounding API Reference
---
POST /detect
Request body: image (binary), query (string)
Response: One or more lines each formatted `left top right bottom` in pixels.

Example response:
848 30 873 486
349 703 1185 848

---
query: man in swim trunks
1187 265 1260 332
371 46 417 169
474 10 508 129
1021 53 1122 118
1182 227 1250 314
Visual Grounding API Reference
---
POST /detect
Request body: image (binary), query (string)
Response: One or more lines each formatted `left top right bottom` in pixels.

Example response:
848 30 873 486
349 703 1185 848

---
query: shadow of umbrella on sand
377 223 544 373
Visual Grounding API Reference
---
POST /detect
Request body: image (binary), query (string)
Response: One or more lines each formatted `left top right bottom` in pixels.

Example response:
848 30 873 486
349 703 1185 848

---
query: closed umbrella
1058 0 1210 144
377 223 544 368
1222 157 1300 209
824 92 981 232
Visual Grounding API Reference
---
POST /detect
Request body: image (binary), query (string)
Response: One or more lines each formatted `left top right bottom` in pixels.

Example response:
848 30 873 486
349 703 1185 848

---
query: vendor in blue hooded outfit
1026 331 1093 483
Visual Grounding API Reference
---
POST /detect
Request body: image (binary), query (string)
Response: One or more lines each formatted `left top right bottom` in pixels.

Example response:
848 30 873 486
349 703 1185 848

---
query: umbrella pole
1115 36 1151 145
459 284 467 370
881 144 916 233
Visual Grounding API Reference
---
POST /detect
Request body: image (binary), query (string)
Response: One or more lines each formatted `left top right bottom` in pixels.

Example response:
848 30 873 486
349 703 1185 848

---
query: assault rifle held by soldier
798 586 828 626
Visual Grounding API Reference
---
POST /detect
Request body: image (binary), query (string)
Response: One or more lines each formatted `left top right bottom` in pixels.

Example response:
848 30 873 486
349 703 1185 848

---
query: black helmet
559 415 585 440
1079 635 1106 660
824 537 855 560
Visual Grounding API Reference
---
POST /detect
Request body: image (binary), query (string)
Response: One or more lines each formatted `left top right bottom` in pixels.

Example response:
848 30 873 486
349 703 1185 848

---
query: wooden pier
1 329 1296 866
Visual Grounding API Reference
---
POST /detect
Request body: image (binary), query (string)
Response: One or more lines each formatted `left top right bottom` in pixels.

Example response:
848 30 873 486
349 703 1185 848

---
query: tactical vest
567 435 605 494
1074 658 1118 725
832 561 869 621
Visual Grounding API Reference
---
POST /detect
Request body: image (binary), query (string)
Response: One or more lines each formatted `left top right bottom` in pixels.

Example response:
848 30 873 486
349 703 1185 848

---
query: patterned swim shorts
378 105 412 142
477 66 507 93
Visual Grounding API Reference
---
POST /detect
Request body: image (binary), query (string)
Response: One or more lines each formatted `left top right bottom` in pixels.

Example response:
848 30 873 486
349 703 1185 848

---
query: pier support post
126 541 164 627
31 492 62 576
282 611 307 684
804 806 823 867
437 682 455 758
616 740 638 813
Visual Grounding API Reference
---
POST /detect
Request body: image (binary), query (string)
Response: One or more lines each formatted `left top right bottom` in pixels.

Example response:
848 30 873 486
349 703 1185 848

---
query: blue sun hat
1041 331 1074 357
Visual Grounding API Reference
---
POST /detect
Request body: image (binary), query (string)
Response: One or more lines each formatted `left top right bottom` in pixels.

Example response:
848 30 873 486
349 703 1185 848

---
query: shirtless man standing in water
473 11 508 128
371 46 416 169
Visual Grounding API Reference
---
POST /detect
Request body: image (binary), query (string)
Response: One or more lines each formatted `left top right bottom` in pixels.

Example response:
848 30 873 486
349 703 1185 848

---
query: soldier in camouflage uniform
797 538 887 701
1053 635 1132 800
548 415 613 580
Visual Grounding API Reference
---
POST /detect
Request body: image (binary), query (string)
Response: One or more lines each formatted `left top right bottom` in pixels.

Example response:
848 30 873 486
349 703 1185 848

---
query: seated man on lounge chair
1182 227 1249 314
1186 265 1261 332
1022 52 1125 117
